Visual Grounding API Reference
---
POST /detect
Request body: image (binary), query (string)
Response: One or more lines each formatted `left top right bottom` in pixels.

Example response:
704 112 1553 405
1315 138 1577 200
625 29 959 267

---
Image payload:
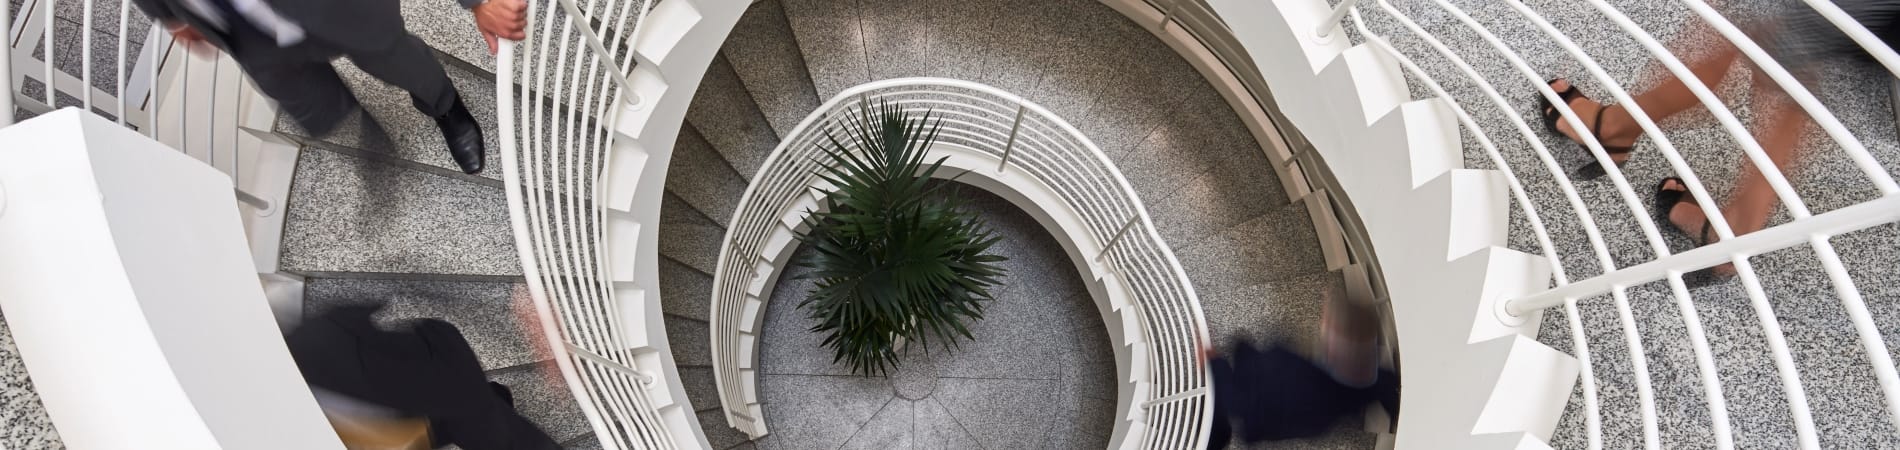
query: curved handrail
494 0 686 448
706 77 1213 448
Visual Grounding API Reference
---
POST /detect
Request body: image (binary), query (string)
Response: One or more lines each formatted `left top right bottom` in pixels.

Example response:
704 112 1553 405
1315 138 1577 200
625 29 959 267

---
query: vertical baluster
81 0 92 109
0 0 14 126
45 0 56 106
116 0 127 125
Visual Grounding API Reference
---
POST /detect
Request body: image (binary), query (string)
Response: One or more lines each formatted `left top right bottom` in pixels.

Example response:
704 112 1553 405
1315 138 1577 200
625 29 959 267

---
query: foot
1546 79 1639 165
1659 179 1736 277
436 97 487 175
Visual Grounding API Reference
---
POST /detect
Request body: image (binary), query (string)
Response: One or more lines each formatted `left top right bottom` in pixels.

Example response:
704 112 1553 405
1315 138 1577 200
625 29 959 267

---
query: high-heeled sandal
1537 79 1634 181
1655 177 1723 288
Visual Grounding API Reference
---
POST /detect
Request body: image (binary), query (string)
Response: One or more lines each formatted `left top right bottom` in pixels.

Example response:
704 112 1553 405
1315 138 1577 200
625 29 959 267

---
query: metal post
81 0 92 110
1315 0 1361 39
233 187 271 213
45 0 56 106
1095 215 1141 262
0 0 14 127
998 104 1025 172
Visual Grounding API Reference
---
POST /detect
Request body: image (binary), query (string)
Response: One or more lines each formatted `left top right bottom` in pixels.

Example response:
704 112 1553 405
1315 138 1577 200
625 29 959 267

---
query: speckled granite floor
0 313 63 450
1350 0 1900 447
754 184 1117 450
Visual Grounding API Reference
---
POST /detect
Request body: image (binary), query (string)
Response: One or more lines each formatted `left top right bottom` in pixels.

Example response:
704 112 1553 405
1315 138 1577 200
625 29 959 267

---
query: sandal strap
1590 106 1633 156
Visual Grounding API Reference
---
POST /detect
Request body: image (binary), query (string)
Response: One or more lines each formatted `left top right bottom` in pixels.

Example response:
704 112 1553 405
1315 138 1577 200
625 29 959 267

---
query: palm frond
792 99 1009 376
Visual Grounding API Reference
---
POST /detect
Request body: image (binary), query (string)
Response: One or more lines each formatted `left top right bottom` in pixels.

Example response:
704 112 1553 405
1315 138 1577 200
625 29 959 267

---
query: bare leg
1660 70 1810 277
1552 30 1743 157
1725 70 1810 237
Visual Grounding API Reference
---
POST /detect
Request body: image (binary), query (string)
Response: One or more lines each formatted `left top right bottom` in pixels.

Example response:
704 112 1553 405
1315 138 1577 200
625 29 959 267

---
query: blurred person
287 304 559 450
130 0 528 174
1204 284 1400 449
1535 0 1900 281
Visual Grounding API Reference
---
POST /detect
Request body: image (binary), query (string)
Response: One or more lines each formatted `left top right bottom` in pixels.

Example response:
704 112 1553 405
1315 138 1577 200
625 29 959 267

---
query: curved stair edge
1206 0 1579 447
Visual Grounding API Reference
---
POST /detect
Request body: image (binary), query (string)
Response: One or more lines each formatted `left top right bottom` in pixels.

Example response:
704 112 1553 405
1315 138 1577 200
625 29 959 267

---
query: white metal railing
706 77 1214 449
1324 0 1900 448
5 0 272 211
493 0 685 448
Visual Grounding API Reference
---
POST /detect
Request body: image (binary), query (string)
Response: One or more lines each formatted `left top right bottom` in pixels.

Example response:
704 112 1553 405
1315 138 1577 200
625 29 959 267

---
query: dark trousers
214 10 457 136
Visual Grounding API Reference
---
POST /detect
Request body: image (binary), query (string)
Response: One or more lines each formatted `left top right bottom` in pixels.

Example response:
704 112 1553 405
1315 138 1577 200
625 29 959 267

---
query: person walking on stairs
287 304 561 450
1534 0 1900 283
1203 284 1400 448
130 0 528 174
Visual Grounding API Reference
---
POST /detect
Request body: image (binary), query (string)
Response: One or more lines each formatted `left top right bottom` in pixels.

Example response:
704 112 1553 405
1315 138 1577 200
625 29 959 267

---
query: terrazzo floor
1348 0 1900 447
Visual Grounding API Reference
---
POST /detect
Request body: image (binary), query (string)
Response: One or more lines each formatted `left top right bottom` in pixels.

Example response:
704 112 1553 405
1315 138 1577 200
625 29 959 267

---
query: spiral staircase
6 0 1900 448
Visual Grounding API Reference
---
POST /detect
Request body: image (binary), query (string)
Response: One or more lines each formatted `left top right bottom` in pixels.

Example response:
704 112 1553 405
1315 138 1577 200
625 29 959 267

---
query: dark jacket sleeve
128 0 179 22
459 0 484 10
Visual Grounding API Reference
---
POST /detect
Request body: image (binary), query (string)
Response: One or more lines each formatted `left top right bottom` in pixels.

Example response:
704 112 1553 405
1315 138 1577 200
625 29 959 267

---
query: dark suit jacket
285 305 559 450
128 0 468 54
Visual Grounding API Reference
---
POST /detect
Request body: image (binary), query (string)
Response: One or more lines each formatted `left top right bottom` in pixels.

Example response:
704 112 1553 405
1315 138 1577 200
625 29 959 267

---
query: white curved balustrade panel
705 77 1213 449
493 0 751 448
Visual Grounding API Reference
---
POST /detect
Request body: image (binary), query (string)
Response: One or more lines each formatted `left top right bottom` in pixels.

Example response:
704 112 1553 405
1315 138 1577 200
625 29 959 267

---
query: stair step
302 277 544 371
488 361 592 444
666 126 748 225
664 315 712 368
273 56 502 185
279 148 521 277
398 0 496 74
1172 201 1330 299
779 0 869 99
685 55 780 180
722 0 822 139
1143 148 1289 249
658 256 714 322
675 366 721 413
1200 270 1341 349
657 192 728 275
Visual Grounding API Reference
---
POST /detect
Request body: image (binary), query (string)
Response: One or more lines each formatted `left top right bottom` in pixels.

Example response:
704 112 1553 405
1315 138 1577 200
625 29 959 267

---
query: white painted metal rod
1508 194 1900 314
1676 0 1900 196
1 0 14 126
46 0 56 106
1800 0 1900 82
82 0 93 109
1315 0 1361 39
116 0 128 125
1665 275 1736 450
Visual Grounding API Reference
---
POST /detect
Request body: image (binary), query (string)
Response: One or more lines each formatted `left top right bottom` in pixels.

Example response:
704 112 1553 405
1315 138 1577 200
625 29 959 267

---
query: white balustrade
704 78 1214 449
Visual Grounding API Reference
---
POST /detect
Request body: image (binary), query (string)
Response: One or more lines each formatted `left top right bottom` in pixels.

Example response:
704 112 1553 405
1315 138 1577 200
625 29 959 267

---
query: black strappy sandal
1537 79 1635 181
1654 177 1722 288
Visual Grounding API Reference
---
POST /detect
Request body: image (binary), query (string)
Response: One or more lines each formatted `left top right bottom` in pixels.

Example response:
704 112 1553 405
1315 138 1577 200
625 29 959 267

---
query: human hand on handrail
473 0 528 55
165 21 216 57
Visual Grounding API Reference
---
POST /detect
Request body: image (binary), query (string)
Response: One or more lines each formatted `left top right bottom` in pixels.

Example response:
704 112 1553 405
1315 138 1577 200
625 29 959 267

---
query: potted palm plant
794 99 1008 376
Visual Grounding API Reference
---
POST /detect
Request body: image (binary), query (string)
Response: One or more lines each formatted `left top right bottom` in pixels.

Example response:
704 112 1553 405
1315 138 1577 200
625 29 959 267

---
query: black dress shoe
435 97 486 174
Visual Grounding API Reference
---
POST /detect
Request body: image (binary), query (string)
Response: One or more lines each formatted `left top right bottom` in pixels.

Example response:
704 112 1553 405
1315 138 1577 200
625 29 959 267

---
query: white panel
747 260 775 297
738 333 757 369
0 111 340 450
608 212 642 282
611 65 672 140
615 285 650 349
739 296 764 333
781 191 822 230
741 370 759 403
762 223 798 264
632 0 703 68
604 142 650 212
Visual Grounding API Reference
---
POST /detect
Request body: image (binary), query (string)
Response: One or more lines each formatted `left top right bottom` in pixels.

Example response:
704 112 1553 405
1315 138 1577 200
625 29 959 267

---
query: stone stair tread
664 316 712 368
279 148 521 276
273 57 502 183
398 0 494 74
657 192 727 276
658 256 714 322
1200 270 1340 349
685 55 780 181
722 0 822 139
779 0 868 100
301 277 544 371
667 126 748 225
